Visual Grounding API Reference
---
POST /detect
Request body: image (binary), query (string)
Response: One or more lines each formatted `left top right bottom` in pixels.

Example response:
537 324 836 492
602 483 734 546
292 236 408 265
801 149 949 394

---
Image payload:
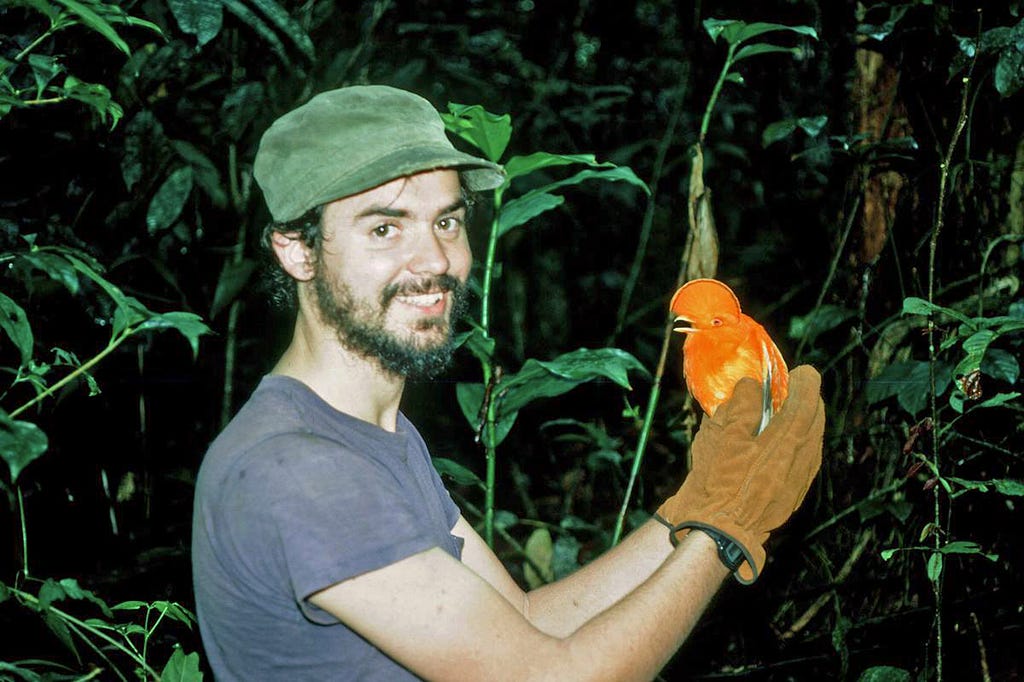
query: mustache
381 274 463 306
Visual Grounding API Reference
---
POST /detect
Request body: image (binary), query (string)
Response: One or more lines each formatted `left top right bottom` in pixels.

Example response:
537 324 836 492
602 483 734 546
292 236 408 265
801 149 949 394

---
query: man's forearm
523 518 679 637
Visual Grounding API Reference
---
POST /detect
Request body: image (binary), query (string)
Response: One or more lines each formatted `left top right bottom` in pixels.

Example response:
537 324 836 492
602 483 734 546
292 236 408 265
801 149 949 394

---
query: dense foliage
1 0 1021 679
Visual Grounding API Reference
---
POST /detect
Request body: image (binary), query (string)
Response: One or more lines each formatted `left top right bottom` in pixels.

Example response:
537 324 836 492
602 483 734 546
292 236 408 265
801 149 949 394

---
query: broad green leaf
54 0 130 54
704 18 817 46
150 600 198 627
167 0 224 47
443 103 512 163
0 410 48 484
221 82 266 141
497 347 647 417
938 540 998 561
787 303 855 343
122 111 167 191
995 42 1024 97
952 329 997 378
733 43 800 64
531 166 650 200
210 259 258 319
502 152 614 183
974 391 1020 409
901 297 973 325
16 251 81 295
497 192 565 237
43 610 78 659
0 292 34 366
865 360 952 415
160 648 204 682
137 311 211 358
221 0 292 65
172 140 227 208
456 382 515 448
248 0 315 60
431 457 484 490
147 166 194 234
763 115 829 147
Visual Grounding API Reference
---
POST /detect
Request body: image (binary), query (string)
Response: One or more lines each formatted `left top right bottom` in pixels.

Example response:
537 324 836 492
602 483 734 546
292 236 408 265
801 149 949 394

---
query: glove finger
761 365 822 441
710 377 765 438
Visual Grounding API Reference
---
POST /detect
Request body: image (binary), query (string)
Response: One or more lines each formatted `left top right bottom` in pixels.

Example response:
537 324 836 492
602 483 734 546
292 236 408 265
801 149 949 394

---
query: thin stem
15 27 56 62
221 143 246 429
18 485 29 578
926 59 973 682
11 330 131 419
699 44 736 144
479 190 505 546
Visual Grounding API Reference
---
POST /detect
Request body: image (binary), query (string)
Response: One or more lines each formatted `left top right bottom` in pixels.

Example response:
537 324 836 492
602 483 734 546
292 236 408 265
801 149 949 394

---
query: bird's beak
672 315 696 334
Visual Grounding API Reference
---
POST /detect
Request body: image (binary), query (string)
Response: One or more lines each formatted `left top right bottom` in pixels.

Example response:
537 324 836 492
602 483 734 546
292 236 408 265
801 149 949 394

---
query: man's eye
437 217 462 233
371 224 396 238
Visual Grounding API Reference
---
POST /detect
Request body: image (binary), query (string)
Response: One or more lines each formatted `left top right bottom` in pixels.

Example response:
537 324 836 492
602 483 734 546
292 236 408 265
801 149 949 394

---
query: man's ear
270 231 316 282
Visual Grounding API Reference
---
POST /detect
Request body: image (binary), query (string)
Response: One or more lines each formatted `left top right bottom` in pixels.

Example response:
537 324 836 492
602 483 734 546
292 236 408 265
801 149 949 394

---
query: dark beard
313 271 467 380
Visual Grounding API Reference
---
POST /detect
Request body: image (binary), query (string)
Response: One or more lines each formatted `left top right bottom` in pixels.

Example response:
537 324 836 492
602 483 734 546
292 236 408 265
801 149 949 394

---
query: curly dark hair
258 173 479 310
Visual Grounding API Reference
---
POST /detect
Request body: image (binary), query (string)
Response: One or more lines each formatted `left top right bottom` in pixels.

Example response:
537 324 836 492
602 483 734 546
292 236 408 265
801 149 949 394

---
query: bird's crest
670 278 743 330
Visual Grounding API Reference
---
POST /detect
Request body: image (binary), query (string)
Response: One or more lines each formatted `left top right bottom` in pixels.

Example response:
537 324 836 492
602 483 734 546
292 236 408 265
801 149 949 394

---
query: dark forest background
1 0 1022 680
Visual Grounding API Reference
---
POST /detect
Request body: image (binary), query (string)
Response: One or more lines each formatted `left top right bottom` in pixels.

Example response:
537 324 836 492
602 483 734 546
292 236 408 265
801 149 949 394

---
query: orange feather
669 278 789 432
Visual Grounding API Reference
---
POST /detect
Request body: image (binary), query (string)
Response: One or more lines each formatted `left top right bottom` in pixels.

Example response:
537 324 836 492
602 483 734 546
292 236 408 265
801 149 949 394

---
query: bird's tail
757 340 773 436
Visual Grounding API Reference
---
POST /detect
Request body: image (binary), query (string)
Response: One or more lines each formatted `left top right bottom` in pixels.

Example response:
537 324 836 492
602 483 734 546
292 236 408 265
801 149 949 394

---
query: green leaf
866 360 952 415
995 42 1024 97
502 152 614 183
443 103 512 163
733 42 800 64
248 0 315 60
432 457 484 490
981 348 1019 384
0 410 48 484
0 291 34 366
137 311 211 359
221 0 292 65
787 303 855 343
704 18 818 46
221 82 266 141
498 348 647 417
901 296 973 325
523 528 554 588
926 552 943 582
166 0 224 47
53 0 130 54
27 54 63 99
150 600 198 627
453 326 495 365
948 476 1024 498
210 259 257 319
172 140 227 208
16 251 81 295
938 540 999 561
497 192 565 237
160 647 204 682
56 578 114 618
763 115 829 147
62 76 122 127
147 166 194 234
857 665 912 682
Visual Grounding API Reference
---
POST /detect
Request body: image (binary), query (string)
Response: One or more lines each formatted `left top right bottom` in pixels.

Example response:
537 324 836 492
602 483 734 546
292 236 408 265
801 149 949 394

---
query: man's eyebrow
354 198 467 220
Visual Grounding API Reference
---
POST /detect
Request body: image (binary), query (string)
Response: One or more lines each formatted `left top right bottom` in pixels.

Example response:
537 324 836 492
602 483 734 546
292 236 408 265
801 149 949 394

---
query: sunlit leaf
53 0 130 54
497 192 565 237
523 527 554 588
926 552 942 582
56 578 114 618
443 103 512 162
502 152 612 183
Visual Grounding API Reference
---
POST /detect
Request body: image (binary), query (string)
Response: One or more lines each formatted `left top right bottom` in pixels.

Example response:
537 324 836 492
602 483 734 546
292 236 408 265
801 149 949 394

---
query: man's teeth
398 293 444 306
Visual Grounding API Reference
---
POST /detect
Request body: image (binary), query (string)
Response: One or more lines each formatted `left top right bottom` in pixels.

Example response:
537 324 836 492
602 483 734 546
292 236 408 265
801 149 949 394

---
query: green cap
253 85 506 222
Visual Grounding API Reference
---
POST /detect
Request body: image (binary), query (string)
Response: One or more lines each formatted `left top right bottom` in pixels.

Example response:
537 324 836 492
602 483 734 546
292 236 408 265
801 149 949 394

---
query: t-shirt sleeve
238 432 442 623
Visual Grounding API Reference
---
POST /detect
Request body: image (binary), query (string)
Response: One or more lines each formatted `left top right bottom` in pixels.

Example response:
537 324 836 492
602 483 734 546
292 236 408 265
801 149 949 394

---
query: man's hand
655 365 825 583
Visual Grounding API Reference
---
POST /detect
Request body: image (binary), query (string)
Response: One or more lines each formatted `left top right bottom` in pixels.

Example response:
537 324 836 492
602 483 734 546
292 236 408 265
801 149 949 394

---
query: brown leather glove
655 365 825 584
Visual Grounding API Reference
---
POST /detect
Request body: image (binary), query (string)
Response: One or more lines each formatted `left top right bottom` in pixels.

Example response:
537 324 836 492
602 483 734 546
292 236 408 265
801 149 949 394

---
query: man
191 84 825 681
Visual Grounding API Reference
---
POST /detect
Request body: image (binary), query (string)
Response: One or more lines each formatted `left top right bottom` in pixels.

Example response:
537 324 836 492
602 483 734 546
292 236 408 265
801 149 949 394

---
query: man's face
310 169 472 378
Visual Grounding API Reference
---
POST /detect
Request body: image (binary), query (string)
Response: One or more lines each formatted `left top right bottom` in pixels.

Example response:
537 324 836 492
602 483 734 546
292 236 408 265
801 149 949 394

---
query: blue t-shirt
191 375 464 680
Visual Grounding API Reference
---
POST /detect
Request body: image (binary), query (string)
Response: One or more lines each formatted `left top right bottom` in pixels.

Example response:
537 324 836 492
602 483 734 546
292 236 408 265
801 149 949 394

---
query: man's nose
408 229 451 275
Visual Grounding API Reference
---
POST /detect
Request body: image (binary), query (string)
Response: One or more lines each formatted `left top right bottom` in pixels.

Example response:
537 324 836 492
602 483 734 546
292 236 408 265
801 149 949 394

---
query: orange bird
670 278 789 434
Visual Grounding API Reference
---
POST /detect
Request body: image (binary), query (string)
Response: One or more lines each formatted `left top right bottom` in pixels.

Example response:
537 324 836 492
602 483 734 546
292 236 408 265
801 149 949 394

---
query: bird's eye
711 318 723 326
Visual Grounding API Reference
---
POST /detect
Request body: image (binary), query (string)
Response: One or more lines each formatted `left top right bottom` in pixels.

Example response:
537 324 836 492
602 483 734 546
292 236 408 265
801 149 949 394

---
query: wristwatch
697 526 745 572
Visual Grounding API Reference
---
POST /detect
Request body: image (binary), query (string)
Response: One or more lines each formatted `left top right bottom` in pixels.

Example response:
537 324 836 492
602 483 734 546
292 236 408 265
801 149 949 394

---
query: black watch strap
697 526 745 572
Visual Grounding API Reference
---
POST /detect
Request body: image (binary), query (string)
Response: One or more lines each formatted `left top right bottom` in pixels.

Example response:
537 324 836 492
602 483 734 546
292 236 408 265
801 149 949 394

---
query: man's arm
454 515 679 638
309 529 727 682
